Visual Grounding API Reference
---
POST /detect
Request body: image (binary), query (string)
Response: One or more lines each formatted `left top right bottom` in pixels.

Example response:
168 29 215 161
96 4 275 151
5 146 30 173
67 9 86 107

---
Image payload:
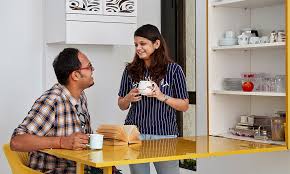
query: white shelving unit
212 42 285 51
211 0 284 8
208 0 286 145
212 90 286 97
214 133 286 145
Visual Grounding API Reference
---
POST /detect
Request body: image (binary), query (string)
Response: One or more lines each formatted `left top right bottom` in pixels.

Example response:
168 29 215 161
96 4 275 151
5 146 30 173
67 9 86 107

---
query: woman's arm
161 96 189 112
118 88 141 110
148 81 189 112
118 96 131 110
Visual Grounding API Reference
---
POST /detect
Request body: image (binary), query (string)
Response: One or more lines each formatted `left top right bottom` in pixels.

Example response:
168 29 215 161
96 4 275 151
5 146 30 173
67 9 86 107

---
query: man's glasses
78 63 94 71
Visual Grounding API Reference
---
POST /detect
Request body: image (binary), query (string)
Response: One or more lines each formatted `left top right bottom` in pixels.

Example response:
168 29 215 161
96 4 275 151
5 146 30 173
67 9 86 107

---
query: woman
118 24 189 174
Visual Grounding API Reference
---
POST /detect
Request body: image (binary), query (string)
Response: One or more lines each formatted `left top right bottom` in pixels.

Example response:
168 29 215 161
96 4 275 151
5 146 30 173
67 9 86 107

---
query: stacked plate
223 78 242 91
219 38 237 46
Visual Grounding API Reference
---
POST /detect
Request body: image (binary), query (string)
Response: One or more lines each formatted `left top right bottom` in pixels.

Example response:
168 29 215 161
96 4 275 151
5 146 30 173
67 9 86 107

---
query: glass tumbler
263 77 275 92
274 75 285 92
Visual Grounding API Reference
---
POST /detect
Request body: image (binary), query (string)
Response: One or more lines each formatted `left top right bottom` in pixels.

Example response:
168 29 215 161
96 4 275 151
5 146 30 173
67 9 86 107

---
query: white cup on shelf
225 30 235 38
260 36 269 43
249 37 260 44
238 33 249 45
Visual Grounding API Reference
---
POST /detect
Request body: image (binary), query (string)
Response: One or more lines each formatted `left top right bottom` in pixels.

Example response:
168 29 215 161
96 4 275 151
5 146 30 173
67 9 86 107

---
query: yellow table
41 136 286 174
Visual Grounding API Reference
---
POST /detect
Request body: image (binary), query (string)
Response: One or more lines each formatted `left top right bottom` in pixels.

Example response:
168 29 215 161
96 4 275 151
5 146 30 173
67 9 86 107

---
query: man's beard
89 81 94 87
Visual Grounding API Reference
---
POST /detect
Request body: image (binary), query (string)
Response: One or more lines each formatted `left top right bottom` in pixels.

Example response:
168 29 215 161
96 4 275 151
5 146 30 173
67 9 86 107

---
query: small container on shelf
241 73 254 92
271 117 286 141
254 128 269 141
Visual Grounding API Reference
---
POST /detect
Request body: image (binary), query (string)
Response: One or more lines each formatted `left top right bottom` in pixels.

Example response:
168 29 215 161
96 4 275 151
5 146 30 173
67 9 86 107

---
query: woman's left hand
147 81 164 101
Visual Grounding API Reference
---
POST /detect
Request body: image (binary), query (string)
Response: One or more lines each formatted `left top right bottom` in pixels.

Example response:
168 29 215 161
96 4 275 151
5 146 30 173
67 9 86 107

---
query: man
10 48 95 173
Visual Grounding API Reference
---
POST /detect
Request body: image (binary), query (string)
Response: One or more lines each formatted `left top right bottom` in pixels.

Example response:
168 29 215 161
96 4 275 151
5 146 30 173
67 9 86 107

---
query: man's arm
10 132 89 152
10 134 60 152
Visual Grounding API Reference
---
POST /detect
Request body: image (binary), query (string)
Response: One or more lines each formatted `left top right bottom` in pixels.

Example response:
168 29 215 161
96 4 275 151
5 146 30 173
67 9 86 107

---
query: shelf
213 133 286 146
212 42 285 51
212 90 286 97
211 0 284 9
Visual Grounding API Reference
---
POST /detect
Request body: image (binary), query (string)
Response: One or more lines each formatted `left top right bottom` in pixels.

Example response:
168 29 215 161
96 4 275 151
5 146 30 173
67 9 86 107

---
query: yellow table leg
103 166 113 174
76 162 85 174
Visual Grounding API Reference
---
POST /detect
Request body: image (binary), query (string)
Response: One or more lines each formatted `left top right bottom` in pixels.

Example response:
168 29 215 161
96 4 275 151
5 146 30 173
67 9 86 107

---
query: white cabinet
45 0 137 45
208 0 288 146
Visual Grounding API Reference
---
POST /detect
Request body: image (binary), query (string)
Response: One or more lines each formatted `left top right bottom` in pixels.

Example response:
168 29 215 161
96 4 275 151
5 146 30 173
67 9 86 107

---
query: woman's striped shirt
118 63 189 135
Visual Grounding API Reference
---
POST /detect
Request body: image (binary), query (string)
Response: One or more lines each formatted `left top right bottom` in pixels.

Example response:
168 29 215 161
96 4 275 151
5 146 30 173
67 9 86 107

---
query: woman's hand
124 88 142 103
118 88 141 110
146 81 165 101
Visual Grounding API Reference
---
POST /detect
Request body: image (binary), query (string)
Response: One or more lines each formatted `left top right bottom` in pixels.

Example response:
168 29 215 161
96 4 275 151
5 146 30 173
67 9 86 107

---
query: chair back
3 144 43 174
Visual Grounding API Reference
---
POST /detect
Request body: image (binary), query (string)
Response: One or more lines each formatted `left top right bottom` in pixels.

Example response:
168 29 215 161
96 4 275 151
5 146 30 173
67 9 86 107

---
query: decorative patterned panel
104 0 136 16
67 0 103 14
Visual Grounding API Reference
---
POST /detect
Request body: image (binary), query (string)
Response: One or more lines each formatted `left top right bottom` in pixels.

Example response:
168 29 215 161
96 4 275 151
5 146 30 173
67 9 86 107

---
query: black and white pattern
67 0 102 14
118 63 189 135
105 0 136 16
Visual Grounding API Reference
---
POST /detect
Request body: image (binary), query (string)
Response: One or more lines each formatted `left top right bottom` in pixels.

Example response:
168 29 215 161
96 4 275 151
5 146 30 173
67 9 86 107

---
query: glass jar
261 130 268 141
241 73 254 92
271 117 286 141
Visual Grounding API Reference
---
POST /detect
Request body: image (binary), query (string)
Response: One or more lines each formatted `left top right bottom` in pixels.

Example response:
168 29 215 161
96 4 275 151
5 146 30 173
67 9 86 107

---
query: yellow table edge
41 141 287 168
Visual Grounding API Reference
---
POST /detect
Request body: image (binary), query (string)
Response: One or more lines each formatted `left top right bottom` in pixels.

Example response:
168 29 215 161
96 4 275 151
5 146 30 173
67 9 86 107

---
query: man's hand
61 132 89 150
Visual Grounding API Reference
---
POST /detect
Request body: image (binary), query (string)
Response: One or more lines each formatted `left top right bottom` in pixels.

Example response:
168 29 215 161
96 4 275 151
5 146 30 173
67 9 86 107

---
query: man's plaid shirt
12 83 92 174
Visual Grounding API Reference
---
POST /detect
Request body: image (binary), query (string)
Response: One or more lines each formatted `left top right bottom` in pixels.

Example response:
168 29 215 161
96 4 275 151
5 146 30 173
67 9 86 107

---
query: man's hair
53 48 81 85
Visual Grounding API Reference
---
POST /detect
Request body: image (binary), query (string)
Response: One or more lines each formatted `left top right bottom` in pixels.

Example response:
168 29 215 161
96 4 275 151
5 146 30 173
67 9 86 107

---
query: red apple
242 81 254 92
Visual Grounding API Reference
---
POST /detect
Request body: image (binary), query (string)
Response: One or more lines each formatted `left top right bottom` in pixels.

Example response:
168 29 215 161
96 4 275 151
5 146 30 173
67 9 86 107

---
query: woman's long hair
127 24 173 84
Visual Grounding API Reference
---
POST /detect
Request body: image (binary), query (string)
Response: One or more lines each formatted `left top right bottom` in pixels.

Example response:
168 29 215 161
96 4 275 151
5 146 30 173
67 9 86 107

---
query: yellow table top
42 136 287 168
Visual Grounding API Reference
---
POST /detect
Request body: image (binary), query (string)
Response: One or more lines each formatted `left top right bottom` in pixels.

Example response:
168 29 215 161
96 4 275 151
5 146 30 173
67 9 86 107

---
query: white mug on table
88 134 104 150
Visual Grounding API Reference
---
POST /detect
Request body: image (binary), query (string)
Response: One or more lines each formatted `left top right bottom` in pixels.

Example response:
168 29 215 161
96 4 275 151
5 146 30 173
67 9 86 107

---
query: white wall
0 0 160 173
0 0 43 173
44 0 161 130
196 0 208 137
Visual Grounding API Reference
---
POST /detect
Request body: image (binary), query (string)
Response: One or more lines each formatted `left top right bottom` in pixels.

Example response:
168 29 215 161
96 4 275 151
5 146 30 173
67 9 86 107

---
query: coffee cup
88 134 104 150
225 30 235 38
260 36 269 43
138 80 154 95
249 37 260 44
238 33 249 45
